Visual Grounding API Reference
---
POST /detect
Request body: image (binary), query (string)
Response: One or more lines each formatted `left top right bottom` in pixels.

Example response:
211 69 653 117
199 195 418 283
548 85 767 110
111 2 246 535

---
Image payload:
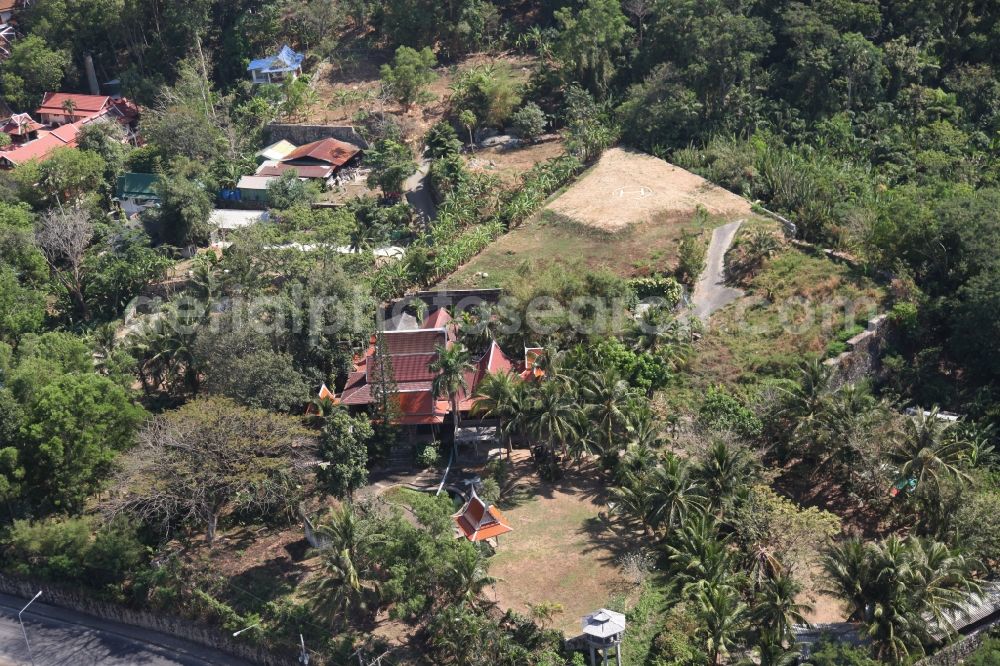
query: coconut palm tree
305 505 383 628
448 547 497 607
530 378 584 471
690 580 748 666
430 343 475 437
697 439 757 515
664 513 733 592
61 98 77 123
610 478 656 535
752 573 812 647
580 368 637 464
645 454 707 536
471 370 521 458
780 359 834 456
749 631 800 666
820 538 872 622
821 536 980 664
892 407 971 495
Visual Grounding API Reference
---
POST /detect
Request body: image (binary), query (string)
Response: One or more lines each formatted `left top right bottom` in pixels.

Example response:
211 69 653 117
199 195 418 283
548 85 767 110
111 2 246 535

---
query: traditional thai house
333 307 514 436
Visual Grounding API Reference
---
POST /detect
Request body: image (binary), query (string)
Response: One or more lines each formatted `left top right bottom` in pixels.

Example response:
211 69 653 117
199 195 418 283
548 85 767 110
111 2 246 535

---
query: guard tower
581 608 626 666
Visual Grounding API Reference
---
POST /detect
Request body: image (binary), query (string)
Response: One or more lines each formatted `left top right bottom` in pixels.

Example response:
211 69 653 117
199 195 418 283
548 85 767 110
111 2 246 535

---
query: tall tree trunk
207 511 219 545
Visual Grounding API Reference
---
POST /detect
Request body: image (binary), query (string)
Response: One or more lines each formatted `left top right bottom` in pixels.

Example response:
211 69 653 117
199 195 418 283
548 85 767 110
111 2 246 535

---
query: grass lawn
441 207 722 289
486 452 633 635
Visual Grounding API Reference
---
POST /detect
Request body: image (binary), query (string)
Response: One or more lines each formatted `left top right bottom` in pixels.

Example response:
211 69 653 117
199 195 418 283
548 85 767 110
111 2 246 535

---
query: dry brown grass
487 452 631 634
545 147 752 232
466 139 566 186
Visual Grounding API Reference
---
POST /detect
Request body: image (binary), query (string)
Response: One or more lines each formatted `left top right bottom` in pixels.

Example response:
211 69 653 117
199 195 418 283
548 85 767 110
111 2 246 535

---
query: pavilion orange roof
453 488 512 541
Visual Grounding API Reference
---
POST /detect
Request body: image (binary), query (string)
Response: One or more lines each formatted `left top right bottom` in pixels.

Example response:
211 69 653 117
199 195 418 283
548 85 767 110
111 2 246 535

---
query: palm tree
892 407 971 495
753 573 812 647
530 378 584 471
691 580 748 666
821 536 980 663
471 370 521 458
644 454 707 536
750 631 800 666
430 343 475 438
822 537 876 619
305 505 383 628
580 368 636 464
664 513 733 591
780 359 833 456
61 98 77 123
448 547 497 607
697 440 756 515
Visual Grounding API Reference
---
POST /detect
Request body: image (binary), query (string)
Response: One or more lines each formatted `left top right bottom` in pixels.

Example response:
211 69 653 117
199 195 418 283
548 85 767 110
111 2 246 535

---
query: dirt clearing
546 147 752 232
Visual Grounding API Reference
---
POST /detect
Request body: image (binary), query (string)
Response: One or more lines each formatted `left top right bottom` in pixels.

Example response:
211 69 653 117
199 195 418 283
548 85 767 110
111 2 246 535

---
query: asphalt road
404 154 437 230
691 219 745 322
0 592 249 666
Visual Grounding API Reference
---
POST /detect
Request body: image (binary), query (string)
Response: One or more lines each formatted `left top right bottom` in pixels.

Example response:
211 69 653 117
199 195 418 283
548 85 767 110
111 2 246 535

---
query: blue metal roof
247 45 304 73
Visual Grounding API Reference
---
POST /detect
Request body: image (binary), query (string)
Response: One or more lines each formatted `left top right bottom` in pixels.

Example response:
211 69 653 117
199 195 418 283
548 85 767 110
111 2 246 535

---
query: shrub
698 386 764 439
479 478 501 503
629 275 683 305
802 635 877 666
417 443 441 469
966 637 1000 666
511 102 547 142
676 232 707 285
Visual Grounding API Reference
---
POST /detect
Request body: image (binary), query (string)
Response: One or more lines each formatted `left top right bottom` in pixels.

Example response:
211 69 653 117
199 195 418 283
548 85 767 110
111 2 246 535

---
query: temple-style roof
330 308 515 424
453 488 512 542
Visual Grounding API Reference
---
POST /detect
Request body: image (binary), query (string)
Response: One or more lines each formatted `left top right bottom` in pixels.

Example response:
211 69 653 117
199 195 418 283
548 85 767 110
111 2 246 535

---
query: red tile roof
368 352 439 383
383 329 447 356
453 489 513 541
422 308 452 329
0 114 44 136
333 317 517 422
36 93 111 117
281 137 361 168
0 133 74 166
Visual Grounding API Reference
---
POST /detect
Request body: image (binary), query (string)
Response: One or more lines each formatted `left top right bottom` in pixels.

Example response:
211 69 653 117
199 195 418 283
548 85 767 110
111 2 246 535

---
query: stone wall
265 123 368 148
0 573 297 665
824 314 891 389
918 632 988 666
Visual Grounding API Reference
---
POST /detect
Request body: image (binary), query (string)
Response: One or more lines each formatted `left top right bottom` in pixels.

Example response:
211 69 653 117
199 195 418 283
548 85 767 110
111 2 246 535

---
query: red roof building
282 137 361 169
0 93 140 169
332 309 515 426
453 487 513 542
35 93 113 125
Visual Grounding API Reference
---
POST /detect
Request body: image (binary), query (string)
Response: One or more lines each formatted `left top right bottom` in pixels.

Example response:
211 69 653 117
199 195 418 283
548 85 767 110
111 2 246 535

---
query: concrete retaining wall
0 573 296 665
265 124 368 149
824 314 891 389
918 633 988 666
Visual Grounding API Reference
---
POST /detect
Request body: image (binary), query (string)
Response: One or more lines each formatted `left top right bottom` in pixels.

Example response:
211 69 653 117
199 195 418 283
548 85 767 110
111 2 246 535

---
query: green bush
511 102 547 141
417 443 441 469
802 635 877 666
676 232 707 285
698 386 764 439
629 275 683 305
966 637 1000 666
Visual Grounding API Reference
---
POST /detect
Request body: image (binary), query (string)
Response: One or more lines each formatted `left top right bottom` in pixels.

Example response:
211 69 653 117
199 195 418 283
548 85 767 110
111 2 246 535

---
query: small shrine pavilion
452 487 512 543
